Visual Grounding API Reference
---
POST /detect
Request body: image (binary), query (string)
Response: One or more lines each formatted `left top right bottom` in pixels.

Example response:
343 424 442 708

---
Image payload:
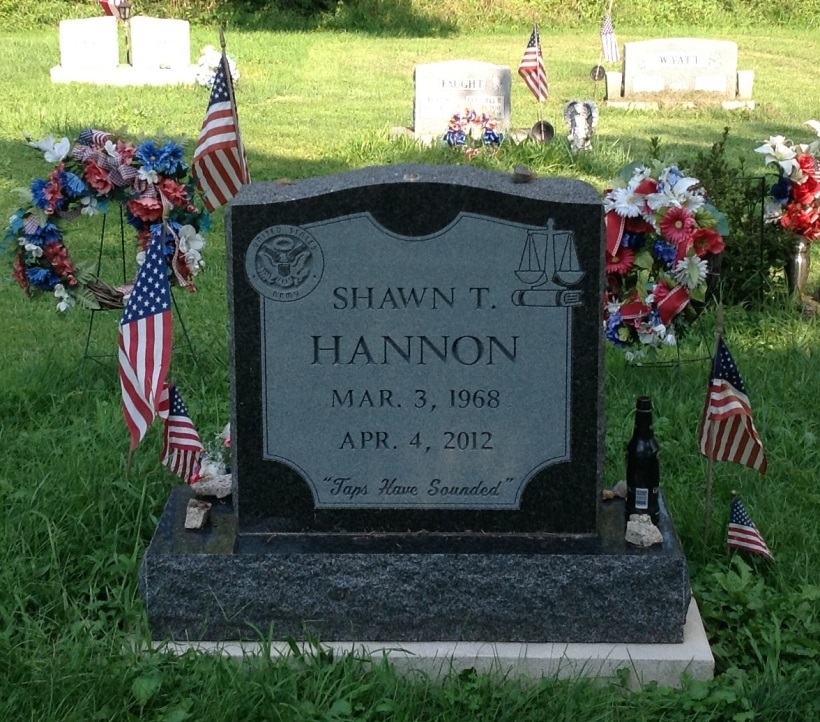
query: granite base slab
140 487 690 644
154 598 713 690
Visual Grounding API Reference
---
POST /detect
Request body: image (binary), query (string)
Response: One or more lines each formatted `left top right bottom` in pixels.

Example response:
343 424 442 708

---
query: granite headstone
413 61 512 137
130 16 192 70
140 165 690 644
56 17 120 70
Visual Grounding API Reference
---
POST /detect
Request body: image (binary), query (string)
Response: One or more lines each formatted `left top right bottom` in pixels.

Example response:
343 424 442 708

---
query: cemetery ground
1 22 820 721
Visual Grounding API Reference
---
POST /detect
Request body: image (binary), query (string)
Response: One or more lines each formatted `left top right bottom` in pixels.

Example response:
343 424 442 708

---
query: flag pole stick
704 304 724 544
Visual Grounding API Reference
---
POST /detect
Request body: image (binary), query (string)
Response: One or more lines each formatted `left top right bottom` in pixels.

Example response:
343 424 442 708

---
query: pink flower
128 196 163 223
116 141 137 165
158 178 188 207
85 161 114 195
660 206 696 244
797 153 818 179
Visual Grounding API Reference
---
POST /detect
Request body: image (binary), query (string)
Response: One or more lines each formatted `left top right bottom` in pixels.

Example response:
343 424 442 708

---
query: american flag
99 0 122 17
118 227 173 451
728 496 774 560
192 50 250 212
159 383 204 483
601 14 620 64
699 337 767 474
518 25 549 102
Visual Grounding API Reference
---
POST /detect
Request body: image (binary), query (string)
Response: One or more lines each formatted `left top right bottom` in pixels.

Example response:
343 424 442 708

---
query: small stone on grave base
191 475 232 499
184 499 211 530
625 513 663 547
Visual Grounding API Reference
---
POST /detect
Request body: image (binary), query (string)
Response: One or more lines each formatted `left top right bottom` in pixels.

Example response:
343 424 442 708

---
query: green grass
1 23 820 722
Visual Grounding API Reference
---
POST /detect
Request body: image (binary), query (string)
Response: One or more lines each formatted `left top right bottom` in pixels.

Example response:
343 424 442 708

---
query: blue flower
444 129 466 147
58 170 88 199
653 239 678 267
126 211 146 231
605 311 629 347
7 210 25 236
150 220 181 259
31 178 51 210
26 222 62 247
770 177 792 204
136 141 162 172
483 128 503 146
198 211 212 233
26 266 61 291
620 232 646 251
156 142 187 175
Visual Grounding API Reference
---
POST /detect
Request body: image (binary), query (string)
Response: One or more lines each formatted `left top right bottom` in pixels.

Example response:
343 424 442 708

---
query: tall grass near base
0 23 819 722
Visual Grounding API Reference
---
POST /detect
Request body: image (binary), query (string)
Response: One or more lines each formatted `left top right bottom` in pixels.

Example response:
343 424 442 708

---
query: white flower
804 120 820 137
54 284 75 312
605 186 644 217
135 251 146 267
26 134 70 163
673 255 708 289
24 242 43 258
755 135 799 177
80 196 100 216
177 224 205 254
646 175 702 212
104 140 119 158
138 167 159 184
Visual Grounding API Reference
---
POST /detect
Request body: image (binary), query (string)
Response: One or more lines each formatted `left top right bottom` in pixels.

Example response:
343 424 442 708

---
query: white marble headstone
58 16 119 70
623 39 738 98
130 16 191 70
414 60 512 137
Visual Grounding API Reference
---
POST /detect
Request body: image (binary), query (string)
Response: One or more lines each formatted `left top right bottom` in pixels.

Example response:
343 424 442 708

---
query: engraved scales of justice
511 218 584 307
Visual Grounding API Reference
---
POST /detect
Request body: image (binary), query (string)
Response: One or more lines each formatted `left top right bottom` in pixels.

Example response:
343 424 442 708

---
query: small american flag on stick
518 25 549 102
192 47 250 211
728 496 774 560
601 14 620 64
159 383 205 484
118 227 173 452
699 336 767 474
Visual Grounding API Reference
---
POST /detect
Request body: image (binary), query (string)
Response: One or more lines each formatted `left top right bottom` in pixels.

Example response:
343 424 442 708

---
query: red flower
158 178 189 207
781 203 820 238
137 228 151 251
116 141 137 165
791 174 820 205
692 228 725 257
797 153 818 180
606 248 635 275
625 217 653 234
660 206 696 244
12 255 30 295
43 242 76 279
128 195 163 223
85 161 114 195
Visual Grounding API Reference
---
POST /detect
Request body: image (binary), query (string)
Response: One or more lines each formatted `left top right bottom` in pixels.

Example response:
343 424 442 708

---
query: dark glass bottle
626 396 660 524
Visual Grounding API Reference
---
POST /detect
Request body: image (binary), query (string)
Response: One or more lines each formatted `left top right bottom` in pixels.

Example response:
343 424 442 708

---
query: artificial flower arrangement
443 109 504 157
195 45 239 89
754 122 820 241
603 160 728 357
5 129 209 312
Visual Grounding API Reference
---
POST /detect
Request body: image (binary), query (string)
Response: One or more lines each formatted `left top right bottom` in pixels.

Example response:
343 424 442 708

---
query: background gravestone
141 165 690 645
413 61 512 138
130 17 192 70
55 17 119 71
622 38 738 97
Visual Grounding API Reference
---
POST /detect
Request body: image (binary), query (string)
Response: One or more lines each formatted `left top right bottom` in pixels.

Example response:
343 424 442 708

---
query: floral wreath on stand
5 129 209 312
603 161 728 359
443 109 504 157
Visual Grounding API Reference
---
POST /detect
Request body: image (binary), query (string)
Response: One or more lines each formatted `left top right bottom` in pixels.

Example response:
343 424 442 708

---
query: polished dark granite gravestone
140 165 690 643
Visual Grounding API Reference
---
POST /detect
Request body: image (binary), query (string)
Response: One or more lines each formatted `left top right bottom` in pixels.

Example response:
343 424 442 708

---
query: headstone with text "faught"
414 61 511 137
140 165 691 645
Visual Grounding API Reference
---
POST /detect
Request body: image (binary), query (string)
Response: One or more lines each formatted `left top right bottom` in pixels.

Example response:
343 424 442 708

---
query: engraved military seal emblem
245 225 324 301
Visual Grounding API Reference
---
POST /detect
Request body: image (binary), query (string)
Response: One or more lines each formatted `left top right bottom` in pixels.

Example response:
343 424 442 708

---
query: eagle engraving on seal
245 225 324 301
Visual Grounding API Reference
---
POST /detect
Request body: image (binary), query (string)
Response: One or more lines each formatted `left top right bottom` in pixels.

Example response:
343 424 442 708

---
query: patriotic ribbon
605 209 625 256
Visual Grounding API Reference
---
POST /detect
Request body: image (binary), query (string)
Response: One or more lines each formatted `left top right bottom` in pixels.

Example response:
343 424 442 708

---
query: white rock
190 474 232 499
184 499 211 530
625 514 664 547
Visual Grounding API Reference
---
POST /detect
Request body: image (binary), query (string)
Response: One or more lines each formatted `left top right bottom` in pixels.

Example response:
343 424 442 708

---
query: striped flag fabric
99 0 123 17
518 25 549 102
601 13 620 64
159 383 205 483
699 337 767 474
118 227 173 451
727 496 774 560
192 50 250 212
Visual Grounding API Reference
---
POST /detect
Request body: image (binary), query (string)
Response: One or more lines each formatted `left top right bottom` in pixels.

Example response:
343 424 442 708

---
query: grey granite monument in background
140 165 691 645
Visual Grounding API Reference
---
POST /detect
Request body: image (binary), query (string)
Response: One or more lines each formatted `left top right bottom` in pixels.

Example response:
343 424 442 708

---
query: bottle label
634 488 649 509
